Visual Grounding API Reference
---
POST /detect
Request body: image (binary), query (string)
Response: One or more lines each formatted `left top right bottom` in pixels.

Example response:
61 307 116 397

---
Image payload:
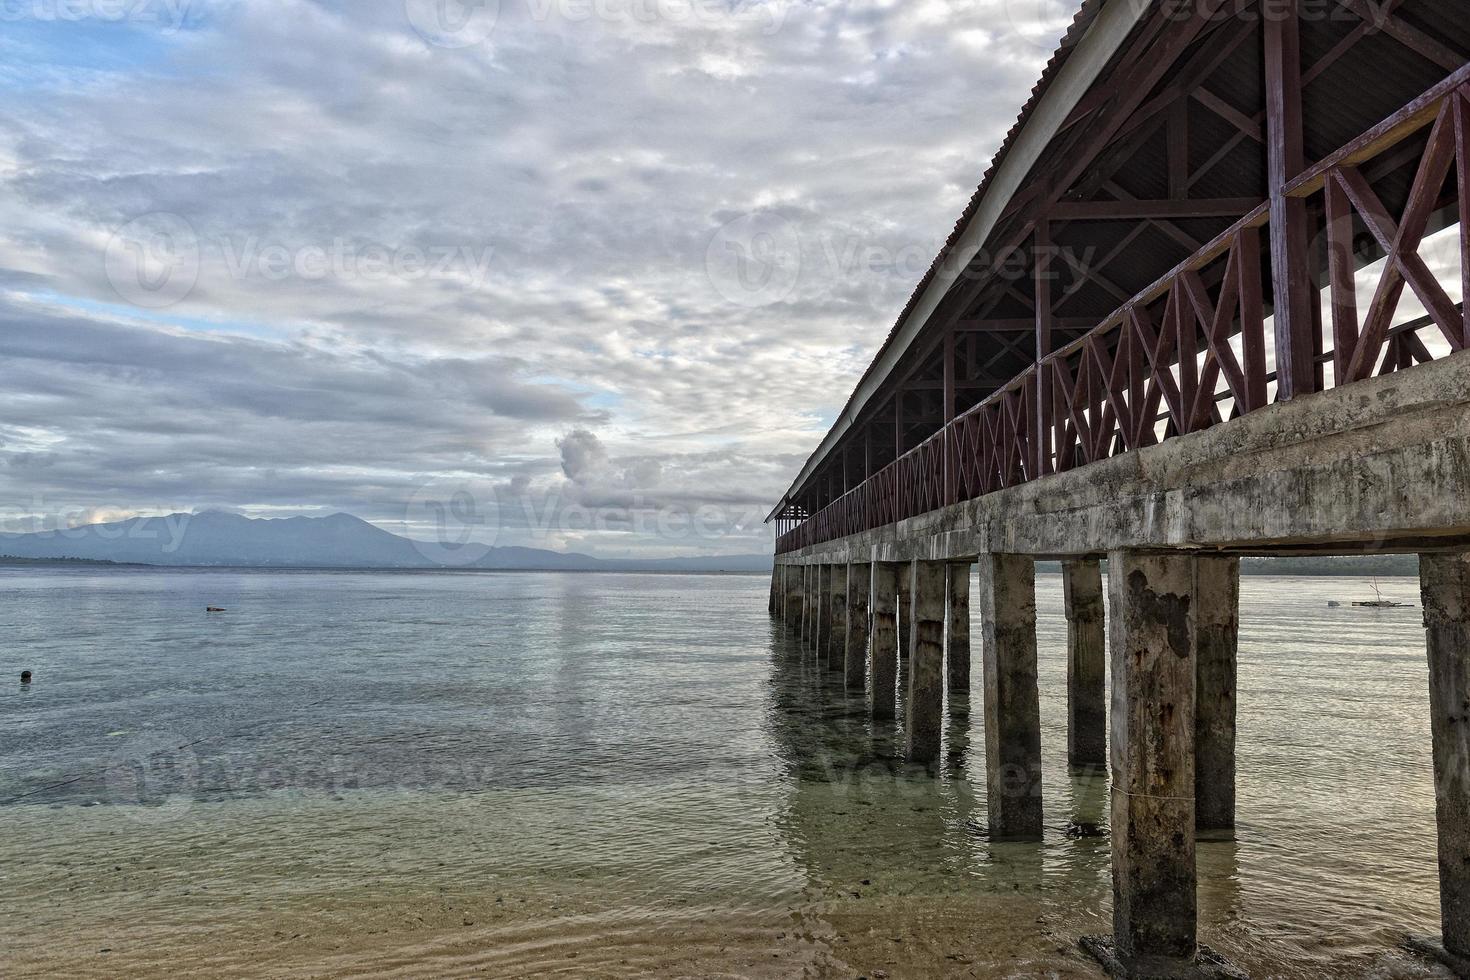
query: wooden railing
777 70 1470 555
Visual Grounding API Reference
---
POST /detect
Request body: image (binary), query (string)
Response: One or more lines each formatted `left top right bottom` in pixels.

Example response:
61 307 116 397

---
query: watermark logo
705 212 802 308
104 211 200 309
998 0 1082 51
405 0 501 47
102 730 200 825
405 482 501 566
0 0 203 30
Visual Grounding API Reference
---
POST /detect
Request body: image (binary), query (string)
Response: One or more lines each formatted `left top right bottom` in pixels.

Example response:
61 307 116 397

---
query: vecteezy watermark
704 211 1102 310
103 730 201 825
400 483 772 565
998 0 1096 51
704 212 803 308
0 0 203 29
216 237 496 287
404 0 501 48
405 0 788 47
103 211 497 309
406 482 501 566
104 212 201 309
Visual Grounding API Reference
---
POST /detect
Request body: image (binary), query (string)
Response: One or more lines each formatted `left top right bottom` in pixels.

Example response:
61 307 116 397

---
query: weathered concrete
769 566 778 616
818 564 834 658
947 562 972 708
1420 552 1470 960
870 563 900 720
897 574 912 661
906 560 946 764
774 353 1470 567
1195 557 1240 835
803 564 816 648
783 564 802 629
828 564 847 672
1108 550 1198 968
846 563 870 691
1063 559 1107 769
979 553 1043 840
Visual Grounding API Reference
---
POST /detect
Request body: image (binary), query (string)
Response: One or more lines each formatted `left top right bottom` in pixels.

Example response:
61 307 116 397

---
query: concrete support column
947 562 972 707
1195 557 1240 835
827 565 846 672
815 564 830 655
870 563 900 720
1420 552 1470 961
803 565 816 649
845 563 870 691
783 564 802 628
897 575 912 661
1063 559 1107 769
978 554 1042 840
1107 550 1198 966
906 560 946 764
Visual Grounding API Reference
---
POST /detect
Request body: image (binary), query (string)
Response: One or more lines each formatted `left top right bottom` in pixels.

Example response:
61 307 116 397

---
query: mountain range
0 511 774 573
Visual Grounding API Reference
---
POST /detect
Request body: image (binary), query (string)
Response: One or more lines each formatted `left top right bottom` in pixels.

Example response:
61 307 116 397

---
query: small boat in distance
1351 578 1414 609
206 606 226 613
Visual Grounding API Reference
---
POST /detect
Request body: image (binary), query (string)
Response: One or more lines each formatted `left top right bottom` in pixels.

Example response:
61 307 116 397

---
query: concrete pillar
897 574 911 661
947 562 972 707
814 564 828 655
1063 559 1107 769
978 554 1042 840
802 565 815 648
769 565 779 616
906 559 946 764
783 564 802 628
1107 550 1198 966
870 563 899 720
827 564 846 672
1420 552 1470 960
846 563 870 691
1195 557 1240 835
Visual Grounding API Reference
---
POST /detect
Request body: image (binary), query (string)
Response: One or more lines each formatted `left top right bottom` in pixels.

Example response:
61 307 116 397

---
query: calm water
0 568 1449 978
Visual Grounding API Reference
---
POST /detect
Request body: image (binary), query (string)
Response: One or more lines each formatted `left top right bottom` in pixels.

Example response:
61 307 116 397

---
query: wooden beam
1050 198 1263 220
1264 4 1317 401
1191 88 1263 142
1331 0 1465 74
1035 220 1053 477
952 317 1095 333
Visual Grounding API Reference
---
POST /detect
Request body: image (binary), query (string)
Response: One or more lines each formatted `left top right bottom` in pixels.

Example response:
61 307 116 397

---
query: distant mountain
0 511 773 573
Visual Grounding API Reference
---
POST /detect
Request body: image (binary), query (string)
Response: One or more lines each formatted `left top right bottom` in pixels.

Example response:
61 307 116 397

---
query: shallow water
0 567 1450 978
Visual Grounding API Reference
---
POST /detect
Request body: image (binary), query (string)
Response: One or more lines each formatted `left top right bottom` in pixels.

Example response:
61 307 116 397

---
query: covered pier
766 1 1470 976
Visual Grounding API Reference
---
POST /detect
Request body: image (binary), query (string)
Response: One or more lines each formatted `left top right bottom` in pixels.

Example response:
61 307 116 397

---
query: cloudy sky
0 0 1073 557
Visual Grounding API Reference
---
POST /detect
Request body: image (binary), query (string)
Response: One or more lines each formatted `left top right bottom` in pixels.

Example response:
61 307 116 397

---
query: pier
767 1 1470 976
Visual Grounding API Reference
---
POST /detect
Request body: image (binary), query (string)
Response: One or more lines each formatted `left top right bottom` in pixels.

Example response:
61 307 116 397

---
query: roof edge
771 0 1154 518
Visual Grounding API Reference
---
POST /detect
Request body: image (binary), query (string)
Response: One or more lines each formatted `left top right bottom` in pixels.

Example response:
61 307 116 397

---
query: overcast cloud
0 0 1068 557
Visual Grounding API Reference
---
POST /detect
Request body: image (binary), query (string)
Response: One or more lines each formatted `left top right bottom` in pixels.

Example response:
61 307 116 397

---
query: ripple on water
0 570 1452 977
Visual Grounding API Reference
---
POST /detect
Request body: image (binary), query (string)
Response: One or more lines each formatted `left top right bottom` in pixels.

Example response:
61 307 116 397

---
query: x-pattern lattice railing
777 70 1470 555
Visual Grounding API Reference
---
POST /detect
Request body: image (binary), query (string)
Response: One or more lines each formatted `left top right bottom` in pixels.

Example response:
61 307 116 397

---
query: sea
0 567 1449 978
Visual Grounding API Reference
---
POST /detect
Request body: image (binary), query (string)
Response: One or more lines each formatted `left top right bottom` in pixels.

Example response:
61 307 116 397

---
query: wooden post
1035 221 1054 474
1265 1 1316 401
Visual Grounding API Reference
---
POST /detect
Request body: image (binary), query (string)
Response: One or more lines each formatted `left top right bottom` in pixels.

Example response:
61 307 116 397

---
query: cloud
0 0 1059 556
